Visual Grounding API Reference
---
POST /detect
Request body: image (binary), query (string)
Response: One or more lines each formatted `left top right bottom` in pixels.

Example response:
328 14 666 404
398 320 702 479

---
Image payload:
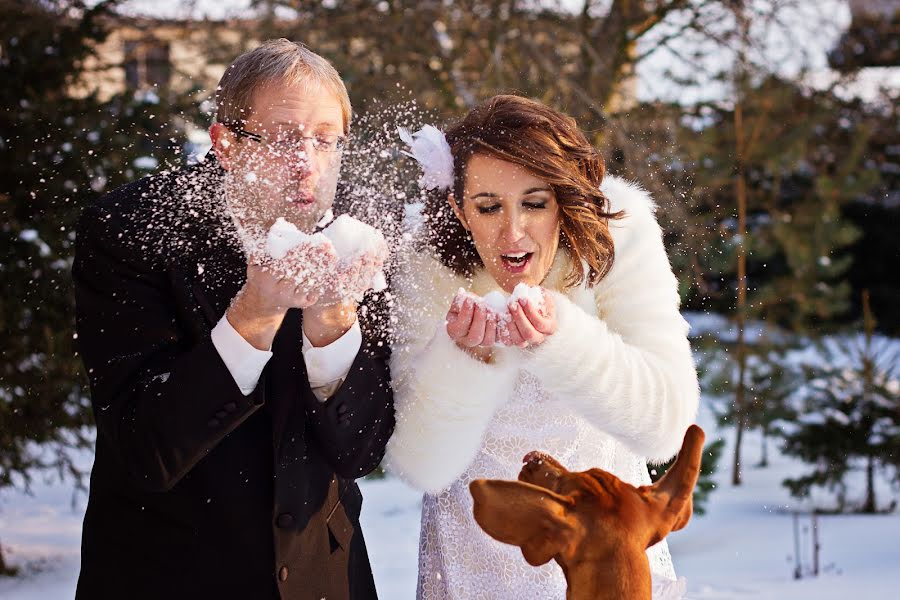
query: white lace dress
415 370 681 600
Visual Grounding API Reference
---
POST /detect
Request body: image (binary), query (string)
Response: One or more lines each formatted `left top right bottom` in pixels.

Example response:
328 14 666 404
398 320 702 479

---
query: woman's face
451 154 561 293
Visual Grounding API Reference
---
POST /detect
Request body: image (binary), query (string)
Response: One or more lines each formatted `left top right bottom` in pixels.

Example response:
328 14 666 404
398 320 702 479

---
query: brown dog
469 424 705 600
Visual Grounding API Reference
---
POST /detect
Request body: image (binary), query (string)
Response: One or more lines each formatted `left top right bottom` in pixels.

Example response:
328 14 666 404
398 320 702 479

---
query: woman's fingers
448 291 555 348
480 314 497 347
451 290 468 311
463 304 488 347
509 301 543 345
448 300 493 348
446 298 475 340
500 315 525 347
518 294 557 336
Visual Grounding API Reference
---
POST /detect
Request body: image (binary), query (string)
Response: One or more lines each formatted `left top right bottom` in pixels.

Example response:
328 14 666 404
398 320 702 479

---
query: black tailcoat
72 159 394 599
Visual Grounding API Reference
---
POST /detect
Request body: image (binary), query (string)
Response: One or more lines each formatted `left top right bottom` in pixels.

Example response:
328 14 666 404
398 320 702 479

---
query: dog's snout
523 451 565 473
523 451 547 465
520 452 568 489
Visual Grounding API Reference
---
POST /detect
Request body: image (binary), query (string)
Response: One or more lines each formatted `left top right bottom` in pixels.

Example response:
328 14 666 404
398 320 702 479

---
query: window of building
124 39 171 90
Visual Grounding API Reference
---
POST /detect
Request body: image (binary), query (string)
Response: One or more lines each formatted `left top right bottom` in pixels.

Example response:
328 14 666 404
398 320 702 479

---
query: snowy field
2 398 898 599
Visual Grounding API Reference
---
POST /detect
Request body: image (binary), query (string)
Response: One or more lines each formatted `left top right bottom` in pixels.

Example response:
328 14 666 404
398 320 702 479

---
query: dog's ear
470 479 577 566
642 425 705 544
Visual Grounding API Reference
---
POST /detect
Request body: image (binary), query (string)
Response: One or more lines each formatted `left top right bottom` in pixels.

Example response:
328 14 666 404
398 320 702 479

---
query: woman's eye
476 204 501 214
524 201 547 209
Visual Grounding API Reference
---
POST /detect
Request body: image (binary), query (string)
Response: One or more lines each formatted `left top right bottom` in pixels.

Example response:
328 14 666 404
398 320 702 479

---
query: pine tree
1 0 201 572
781 293 900 513
681 72 885 484
835 93 898 335
743 348 799 468
700 337 801 467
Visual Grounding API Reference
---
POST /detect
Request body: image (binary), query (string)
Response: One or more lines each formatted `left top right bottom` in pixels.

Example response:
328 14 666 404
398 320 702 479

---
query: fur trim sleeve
521 178 699 462
385 326 517 493
384 251 517 493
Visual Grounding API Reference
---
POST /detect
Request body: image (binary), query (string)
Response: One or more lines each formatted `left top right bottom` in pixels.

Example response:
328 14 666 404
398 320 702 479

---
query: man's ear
642 425 705 545
470 479 577 567
448 193 469 231
209 122 236 170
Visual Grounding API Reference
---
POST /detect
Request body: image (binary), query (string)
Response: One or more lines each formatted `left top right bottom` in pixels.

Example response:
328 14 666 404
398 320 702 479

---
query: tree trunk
731 1 750 487
732 97 748 487
861 290 877 514
811 513 820 576
863 453 877 513
732 395 745 485
0 539 18 576
759 427 769 468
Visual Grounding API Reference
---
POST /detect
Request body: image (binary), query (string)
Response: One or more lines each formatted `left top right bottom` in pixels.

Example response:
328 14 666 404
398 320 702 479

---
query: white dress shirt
211 313 362 401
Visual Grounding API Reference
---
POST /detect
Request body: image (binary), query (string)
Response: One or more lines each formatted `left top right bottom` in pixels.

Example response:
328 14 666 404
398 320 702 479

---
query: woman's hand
500 291 557 348
446 297 497 362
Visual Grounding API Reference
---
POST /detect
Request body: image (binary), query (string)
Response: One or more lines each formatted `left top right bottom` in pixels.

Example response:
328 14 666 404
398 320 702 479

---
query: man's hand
335 250 385 299
285 243 387 307
303 299 358 347
282 242 344 305
228 240 337 351
226 262 321 351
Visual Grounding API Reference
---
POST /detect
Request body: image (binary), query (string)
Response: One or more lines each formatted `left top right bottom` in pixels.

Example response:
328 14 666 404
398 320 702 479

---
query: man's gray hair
215 39 352 132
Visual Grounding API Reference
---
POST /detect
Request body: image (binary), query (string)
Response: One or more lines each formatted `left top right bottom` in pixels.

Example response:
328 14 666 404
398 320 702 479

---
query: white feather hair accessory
398 125 454 191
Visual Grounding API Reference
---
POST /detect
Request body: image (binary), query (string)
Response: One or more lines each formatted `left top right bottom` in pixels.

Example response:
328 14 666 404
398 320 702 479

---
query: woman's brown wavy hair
422 94 624 289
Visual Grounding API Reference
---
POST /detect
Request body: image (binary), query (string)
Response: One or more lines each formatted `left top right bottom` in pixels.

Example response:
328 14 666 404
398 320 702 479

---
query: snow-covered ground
2 402 898 599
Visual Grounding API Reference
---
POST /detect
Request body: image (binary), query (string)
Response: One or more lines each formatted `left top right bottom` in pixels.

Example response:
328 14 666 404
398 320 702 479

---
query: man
73 40 394 599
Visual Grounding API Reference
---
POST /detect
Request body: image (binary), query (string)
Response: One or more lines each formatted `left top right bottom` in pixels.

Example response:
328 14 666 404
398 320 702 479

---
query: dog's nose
523 451 547 465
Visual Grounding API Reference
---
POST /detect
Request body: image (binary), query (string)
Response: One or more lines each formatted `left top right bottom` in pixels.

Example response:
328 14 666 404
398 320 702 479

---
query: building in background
72 16 246 102
70 16 254 159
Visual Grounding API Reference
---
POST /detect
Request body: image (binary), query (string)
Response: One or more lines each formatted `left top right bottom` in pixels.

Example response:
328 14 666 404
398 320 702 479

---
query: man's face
222 82 345 237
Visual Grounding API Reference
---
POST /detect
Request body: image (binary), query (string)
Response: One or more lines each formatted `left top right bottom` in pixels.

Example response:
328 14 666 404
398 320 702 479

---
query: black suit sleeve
303 330 395 479
73 204 265 493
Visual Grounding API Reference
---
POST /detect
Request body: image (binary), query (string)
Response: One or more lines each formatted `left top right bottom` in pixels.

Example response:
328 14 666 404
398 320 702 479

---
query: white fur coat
385 175 700 494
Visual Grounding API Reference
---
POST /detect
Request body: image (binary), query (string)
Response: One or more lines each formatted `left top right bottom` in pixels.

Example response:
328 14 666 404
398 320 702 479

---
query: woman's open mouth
500 251 533 273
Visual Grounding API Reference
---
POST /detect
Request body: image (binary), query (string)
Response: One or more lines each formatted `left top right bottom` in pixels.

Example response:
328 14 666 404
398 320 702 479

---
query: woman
387 95 698 599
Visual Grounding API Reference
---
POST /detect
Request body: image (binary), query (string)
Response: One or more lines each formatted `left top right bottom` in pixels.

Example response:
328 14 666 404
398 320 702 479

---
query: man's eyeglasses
228 125 346 153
